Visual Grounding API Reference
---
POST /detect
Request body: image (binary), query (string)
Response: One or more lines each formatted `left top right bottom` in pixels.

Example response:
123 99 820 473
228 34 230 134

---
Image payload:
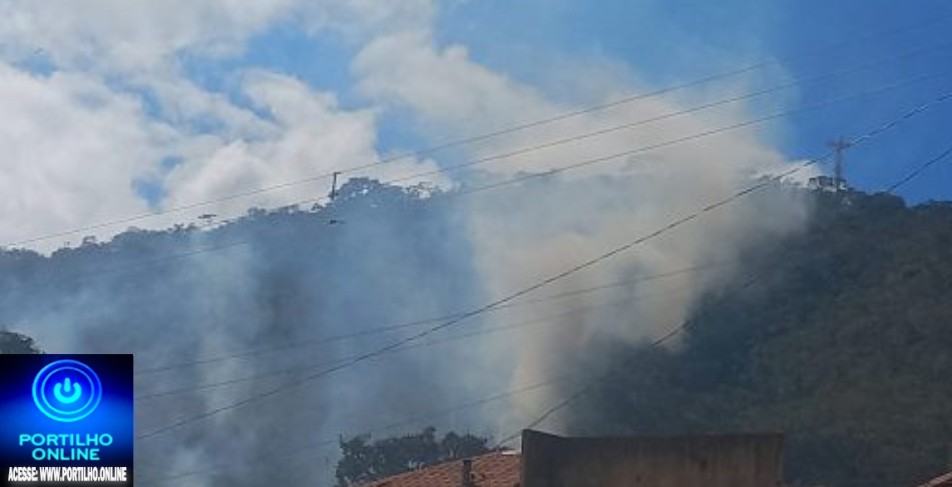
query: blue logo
32 360 103 422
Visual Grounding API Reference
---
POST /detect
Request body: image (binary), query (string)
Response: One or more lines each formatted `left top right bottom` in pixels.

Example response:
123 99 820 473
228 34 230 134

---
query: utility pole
328 171 340 201
827 136 852 191
326 171 346 225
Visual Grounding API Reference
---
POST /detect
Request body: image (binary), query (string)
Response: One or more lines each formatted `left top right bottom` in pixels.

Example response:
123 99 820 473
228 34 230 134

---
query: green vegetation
573 191 952 487
0 330 42 354
4 182 950 487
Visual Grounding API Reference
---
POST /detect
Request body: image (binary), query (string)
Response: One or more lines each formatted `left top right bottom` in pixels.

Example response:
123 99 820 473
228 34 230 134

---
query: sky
0 0 950 250
1 2 950 484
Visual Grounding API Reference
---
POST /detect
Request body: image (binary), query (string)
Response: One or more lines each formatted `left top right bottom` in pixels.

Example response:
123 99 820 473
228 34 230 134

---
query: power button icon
32 360 103 422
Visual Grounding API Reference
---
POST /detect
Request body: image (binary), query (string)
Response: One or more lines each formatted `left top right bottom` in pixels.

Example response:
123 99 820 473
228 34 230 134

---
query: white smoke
352 22 816 432
0 1 822 485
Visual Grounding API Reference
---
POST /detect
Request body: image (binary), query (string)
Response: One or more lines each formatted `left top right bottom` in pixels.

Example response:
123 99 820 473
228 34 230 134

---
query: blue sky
433 0 952 202
3 2 950 481
223 0 952 202
1 0 950 250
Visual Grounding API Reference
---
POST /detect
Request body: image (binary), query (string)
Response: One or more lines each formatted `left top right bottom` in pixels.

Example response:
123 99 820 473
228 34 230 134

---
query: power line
450 72 947 198
886 144 952 192
3 58 940 339
374 42 952 187
138 134 951 395
5 51 945 302
0 65 940 399
493 277 759 448
5 14 950 250
135 86 952 442
136 274 760 485
250 65 952 217
133 260 732 377
135 132 952 486
135 273 759 483
135 286 677 402
499 136 952 446
136 377 566 486
128 64 942 280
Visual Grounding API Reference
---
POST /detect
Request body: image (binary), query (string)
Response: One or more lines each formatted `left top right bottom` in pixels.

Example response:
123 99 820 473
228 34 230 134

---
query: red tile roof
917 471 952 487
359 451 521 487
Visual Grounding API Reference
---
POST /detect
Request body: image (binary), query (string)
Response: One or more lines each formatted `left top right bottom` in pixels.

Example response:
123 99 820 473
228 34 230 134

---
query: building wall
520 430 783 487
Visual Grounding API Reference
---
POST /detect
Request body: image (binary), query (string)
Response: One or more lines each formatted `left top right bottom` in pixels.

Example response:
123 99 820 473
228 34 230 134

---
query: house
358 450 522 487
358 429 784 487
520 429 784 487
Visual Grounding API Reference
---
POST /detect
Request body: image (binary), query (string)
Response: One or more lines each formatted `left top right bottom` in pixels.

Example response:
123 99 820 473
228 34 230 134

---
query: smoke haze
0 1 825 486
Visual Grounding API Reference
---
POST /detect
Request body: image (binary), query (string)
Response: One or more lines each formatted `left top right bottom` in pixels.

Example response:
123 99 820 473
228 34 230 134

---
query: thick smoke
0 2 821 486
0 128 814 487
0 181 495 486
353 26 816 434
462 162 813 435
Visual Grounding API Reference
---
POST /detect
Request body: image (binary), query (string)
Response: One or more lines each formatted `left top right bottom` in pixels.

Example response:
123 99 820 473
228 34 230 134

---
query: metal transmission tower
828 136 853 191
809 137 853 193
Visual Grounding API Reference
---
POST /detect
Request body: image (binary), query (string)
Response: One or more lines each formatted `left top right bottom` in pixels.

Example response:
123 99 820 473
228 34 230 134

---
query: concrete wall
520 430 784 487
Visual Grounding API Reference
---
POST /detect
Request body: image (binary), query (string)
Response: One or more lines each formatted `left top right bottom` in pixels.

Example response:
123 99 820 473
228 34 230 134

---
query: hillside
3 183 951 487
0 178 491 486
572 190 952 487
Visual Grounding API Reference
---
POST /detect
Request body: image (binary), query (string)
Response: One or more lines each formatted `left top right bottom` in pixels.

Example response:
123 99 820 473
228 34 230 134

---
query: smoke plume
0 2 820 486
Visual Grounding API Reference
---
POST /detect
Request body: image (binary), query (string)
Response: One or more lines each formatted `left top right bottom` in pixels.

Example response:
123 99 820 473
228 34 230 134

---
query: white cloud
0 0 813 448
160 71 445 216
0 0 300 71
355 30 558 141
353 27 793 181
0 0 449 249
0 0 442 72
0 64 172 250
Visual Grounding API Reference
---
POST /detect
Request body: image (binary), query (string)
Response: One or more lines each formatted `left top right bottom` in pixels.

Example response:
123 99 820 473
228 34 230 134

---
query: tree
571 192 952 487
335 427 495 486
0 330 42 354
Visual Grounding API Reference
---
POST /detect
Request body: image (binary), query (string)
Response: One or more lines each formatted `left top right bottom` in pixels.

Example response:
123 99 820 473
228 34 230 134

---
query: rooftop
359 451 522 487
917 471 952 487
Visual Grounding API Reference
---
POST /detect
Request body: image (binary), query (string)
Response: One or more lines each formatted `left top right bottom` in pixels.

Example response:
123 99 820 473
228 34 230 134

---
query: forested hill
2 183 950 487
0 178 493 486
574 190 952 487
